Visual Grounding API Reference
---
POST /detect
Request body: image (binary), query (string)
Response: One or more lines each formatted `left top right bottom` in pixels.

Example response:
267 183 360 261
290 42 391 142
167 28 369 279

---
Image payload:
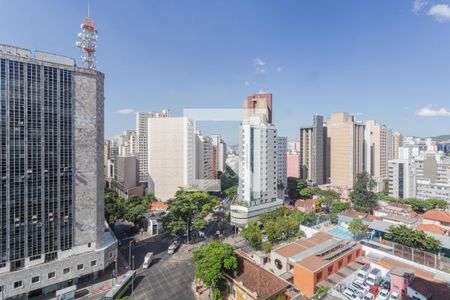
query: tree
331 202 350 213
330 213 339 224
262 241 272 254
429 198 448 210
299 187 321 199
287 177 300 200
224 185 238 198
265 220 284 243
259 207 306 241
163 188 220 241
192 241 238 300
123 196 151 226
348 218 367 238
384 225 442 252
296 179 308 195
314 286 330 299
318 190 340 211
350 172 377 213
105 191 126 228
241 221 263 249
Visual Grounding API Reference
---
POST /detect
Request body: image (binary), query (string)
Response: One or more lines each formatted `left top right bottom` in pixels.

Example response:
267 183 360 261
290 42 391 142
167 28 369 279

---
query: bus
103 270 136 300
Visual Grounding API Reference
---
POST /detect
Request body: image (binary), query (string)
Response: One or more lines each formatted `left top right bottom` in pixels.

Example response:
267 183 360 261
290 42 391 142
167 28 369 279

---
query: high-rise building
112 155 145 199
277 136 288 197
147 117 195 201
392 132 404 159
243 92 272 124
299 115 327 185
231 95 283 226
136 110 170 182
0 44 116 298
211 134 227 174
287 153 300 178
118 129 137 157
388 159 416 199
326 112 365 187
364 120 392 191
195 132 217 191
415 154 450 202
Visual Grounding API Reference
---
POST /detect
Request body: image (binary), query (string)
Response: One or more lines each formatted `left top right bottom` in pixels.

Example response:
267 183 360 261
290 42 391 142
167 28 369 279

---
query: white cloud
117 108 135 114
256 68 266 74
428 4 450 21
254 58 266 66
416 105 450 117
413 0 428 14
276 67 283 72
244 81 251 86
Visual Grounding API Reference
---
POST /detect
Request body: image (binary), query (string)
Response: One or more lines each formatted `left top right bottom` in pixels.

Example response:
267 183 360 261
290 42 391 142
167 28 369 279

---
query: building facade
326 112 364 188
277 136 288 197
388 159 416 199
147 117 195 201
136 110 170 182
392 132 403 160
299 115 327 185
211 134 227 174
0 44 116 299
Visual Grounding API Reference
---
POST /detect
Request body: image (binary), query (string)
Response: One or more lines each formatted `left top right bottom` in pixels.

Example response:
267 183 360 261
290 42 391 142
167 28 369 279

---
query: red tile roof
416 224 447 235
422 210 450 224
149 201 169 211
226 252 290 300
294 199 319 208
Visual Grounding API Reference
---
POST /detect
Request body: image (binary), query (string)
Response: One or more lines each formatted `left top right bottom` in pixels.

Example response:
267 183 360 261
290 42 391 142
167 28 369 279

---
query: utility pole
131 255 135 297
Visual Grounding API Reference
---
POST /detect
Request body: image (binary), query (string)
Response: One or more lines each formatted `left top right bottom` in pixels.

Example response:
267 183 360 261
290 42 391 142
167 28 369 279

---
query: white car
376 289 389 300
353 279 370 292
343 287 360 300
388 292 399 300
364 293 375 300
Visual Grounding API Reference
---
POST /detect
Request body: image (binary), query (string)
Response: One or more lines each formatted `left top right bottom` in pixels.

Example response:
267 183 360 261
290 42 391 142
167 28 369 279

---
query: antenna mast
76 0 98 69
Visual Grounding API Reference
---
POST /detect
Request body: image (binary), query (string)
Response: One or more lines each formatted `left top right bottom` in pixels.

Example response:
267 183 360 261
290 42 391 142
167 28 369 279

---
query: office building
277 136 288 197
326 112 364 187
299 115 327 185
392 132 403 159
147 117 195 201
0 44 116 299
136 110 170 182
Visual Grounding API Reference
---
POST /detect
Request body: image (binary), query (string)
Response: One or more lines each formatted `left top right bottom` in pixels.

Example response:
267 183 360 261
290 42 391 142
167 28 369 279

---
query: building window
14 281 23 289
63 267 71 274
0 285 4 293
77 264 84 271
90 260 97 267
274 259 283 270
32 276 40 284
48 272 56 279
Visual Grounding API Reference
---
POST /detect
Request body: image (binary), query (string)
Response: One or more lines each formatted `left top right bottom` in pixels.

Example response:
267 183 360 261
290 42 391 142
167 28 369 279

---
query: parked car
142 252 154 268
364 293 375 300
168 240 180 254
353 279 370 292
381 280 390 290
366 268 382 286
368 286 379 297
343 287 360 300
376 289 389 300
356 264 372 281
388 292 399 300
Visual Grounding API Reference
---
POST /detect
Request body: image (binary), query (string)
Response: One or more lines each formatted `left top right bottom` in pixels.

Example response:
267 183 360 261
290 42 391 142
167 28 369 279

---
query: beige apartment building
147 117 195 201
326 112 365 187
392 132 404 159
365 120 392 191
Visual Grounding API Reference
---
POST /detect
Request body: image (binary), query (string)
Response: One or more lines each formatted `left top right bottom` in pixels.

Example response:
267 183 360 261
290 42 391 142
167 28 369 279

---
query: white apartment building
416 154 450 202
211 134 227 173
231 114 283 226
388 159 416 199
118 129 137 156
136 110 170 182
194 132 219 192
277 136 288 197
147 117 195 201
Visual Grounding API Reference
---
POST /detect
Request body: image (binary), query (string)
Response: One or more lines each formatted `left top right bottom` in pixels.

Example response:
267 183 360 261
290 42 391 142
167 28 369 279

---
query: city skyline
1 0 450 144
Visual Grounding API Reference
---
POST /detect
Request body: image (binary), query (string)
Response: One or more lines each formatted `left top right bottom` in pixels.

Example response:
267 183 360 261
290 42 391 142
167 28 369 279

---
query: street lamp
131 255 135 297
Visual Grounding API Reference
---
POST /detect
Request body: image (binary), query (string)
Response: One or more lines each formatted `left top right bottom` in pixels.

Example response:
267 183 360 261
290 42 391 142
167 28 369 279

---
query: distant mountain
432 135 450 142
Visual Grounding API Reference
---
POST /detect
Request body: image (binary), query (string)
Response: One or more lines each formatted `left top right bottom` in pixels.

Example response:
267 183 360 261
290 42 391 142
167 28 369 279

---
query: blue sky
1 0 450 144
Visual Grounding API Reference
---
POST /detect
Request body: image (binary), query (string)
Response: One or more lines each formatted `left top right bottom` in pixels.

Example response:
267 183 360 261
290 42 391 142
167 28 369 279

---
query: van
168 240 180 254
142 252 154 268
366 268 382 286
343 287 359 300
356 264 371 281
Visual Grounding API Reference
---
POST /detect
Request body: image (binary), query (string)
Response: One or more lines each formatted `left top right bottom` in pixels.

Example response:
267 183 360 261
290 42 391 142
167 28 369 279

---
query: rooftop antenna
76 0 98 69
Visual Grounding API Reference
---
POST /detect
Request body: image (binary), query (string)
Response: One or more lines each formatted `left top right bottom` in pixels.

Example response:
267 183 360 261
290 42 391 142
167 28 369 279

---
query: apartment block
388 159 416 199
277 136 288 197
326 112 364 188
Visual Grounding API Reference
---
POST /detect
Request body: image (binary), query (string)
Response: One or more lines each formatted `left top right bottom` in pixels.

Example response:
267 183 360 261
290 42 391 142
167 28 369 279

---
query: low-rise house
416 224 447 235
224 251 290 300
294 199 320 213
422 210 450 230
373 202 414 217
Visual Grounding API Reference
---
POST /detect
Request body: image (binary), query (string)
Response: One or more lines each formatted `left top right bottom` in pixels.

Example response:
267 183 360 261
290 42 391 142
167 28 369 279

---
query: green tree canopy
241 221 263 249
348 218 367 237
163 188 220 240
287 177 301 199
192 241 238 300
331 202 350 213
350 172 377 213
384 225 442 252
